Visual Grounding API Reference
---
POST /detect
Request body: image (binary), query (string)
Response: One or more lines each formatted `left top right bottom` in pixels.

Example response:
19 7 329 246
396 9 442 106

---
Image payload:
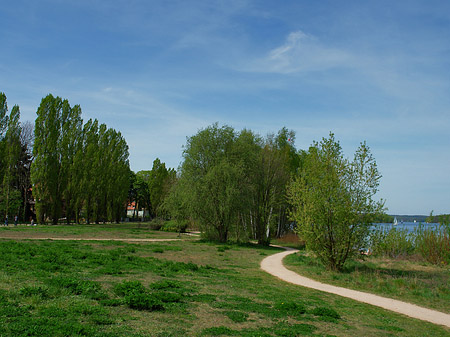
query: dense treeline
128 158 176 220
161 125 390 270
0 92 130 225
32 94 130 224
0 93 33 222
163 123 301 244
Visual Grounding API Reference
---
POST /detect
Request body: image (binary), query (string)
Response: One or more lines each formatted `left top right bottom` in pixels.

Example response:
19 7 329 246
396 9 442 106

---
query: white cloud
244 30 351 74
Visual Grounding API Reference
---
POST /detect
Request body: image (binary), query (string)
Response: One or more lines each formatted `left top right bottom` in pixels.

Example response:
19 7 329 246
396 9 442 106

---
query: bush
415 224 450 265
160 220 188 233
369 225 415 258
148 218 164 230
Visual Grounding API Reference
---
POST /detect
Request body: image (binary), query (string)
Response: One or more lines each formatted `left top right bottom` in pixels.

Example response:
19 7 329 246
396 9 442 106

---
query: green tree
32 95 83 224
148 158 169 218
288 133 383 271
180 123 246 242
134 172 150 219
249 135 291 245
78 119 99 224
1 104 22 219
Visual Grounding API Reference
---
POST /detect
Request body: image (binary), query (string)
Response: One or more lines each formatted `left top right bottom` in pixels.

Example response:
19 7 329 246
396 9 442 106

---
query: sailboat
393 217 398 226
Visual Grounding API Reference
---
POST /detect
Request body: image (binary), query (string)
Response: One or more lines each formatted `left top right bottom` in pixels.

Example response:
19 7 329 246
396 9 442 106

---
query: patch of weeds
275 301 306 317
217 245 231 253
223 310 249 323
99 298 124 306
114 279 186 312
48 276 108 300
311 306 341 321
19 285 51 300
272 322 317 336
155 327 188 337
125 291 164 311
372 324 405 332
38 306 69 318
201 326 238 336
159 260 200 275
152 247 164 253
190 293 217 303
114 280 146 297
149 279 184 290
154 291 182 303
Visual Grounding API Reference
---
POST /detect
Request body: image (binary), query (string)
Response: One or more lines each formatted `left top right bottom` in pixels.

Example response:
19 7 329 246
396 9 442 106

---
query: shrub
148 218 164 230
160 220 188 233
415 224 450 265
370 225 415 258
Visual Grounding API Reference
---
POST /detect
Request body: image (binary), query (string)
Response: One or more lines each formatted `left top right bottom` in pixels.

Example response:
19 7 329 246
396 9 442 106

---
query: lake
374 222 442 233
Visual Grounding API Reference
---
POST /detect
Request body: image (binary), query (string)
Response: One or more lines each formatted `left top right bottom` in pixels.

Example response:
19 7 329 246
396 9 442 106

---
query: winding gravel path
261 247 450 329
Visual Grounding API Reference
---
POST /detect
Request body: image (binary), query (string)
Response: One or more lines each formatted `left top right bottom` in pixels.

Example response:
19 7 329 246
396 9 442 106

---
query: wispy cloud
243 30 351 74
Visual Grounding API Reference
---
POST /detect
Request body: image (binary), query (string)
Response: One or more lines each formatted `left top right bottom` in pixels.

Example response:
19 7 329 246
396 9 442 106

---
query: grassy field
284 250 450 314
0 224 449 336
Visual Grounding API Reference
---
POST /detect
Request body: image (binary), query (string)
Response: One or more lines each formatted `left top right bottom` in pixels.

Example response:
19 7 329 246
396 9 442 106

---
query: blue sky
1 0 449 215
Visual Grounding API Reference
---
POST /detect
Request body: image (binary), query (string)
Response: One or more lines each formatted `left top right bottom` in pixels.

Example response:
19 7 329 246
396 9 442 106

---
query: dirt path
0 236 182 242
261 247 450 329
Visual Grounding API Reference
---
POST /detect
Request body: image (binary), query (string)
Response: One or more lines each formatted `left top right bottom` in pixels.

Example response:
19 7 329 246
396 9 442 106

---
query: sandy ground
261 247 450 329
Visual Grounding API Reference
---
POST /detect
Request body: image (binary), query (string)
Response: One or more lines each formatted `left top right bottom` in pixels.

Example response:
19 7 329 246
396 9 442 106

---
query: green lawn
0 224 449 336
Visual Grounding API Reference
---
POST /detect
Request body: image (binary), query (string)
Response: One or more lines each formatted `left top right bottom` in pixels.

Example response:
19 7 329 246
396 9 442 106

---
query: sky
1 0 449 215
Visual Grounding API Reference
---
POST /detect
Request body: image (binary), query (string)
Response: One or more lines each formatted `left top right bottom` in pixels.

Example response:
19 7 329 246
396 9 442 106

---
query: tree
179 123 246 242
287 133 383 271
147 158 169 218
1 104 22 219
18 121 34 221
32 95 77 224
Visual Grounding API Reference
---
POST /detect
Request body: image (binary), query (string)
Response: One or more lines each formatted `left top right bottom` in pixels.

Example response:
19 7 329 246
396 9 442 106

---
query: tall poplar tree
32 95 83 224
1 105 22 219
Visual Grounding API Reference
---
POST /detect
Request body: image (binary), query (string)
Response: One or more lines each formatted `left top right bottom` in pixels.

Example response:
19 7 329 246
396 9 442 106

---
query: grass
284 251 450 314
0 224 449 336
0 222 196 240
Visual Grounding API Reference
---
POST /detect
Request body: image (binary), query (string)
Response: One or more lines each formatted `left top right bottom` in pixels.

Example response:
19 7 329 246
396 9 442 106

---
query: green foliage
370 224 450 265
223 310 249 323
32 94 130 225
176 123 302 244
275 301 306 316
370 225 415 258
124 291 164 311
0 94 31 222
148 217 164 230
288 133 384 271
415 224 450 265
114 280 146 297
311 306 341 320
161 219 188 232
